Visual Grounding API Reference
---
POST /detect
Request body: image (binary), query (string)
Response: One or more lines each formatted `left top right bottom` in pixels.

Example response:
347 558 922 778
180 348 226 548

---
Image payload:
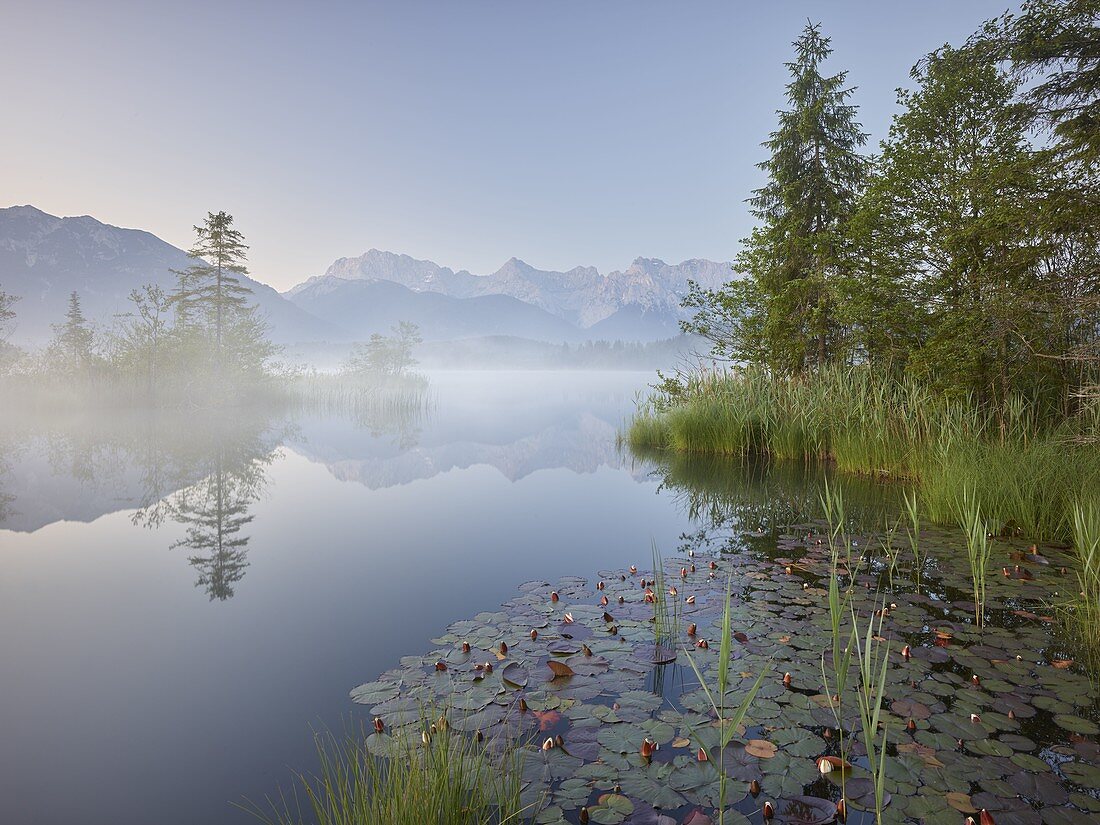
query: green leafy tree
738 22 870 372
0 286 18 343
343 322 422 377
868 47 1049 417
117 284 172 396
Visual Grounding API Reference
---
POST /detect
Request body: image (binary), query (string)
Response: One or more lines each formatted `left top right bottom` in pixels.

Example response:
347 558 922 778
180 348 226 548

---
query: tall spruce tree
50 291 96 369
742 22 869 372
172 211 253 367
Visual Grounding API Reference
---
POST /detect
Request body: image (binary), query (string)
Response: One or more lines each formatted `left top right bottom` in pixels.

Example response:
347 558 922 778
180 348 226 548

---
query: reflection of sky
0 372 690 825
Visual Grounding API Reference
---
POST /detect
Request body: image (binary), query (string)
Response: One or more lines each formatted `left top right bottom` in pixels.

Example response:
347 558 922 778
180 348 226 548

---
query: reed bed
629 366 1100 542
242 717 527 825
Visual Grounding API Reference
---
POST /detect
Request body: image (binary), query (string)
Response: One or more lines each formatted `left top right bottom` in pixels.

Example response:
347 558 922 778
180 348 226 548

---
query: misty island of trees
0 211 431 407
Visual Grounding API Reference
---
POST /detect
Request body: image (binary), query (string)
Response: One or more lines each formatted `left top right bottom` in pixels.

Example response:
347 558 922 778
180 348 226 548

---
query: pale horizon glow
3 0 1013 291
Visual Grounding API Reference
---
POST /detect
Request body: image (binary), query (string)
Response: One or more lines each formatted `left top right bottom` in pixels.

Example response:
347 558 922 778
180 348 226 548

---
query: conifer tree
172 211 253 367
703 22 868 372
50 291 96 369
0 286 17 344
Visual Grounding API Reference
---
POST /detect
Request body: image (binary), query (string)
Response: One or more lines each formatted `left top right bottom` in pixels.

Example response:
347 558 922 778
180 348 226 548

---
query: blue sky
2 0 1013 291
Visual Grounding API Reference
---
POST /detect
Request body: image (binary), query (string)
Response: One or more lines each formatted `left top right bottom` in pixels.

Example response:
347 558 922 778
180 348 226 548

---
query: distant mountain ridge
1 205 735 347
0 205 334 345
286 250 734 333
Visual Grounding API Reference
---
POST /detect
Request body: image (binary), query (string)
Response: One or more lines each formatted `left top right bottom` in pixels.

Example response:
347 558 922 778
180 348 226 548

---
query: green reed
959 487 993 630
650 542 682 654
1069 501 1100 680
851 600 891 825
242 714 528 825
681 570 769 825
903 489 922 592
628 365 1100 543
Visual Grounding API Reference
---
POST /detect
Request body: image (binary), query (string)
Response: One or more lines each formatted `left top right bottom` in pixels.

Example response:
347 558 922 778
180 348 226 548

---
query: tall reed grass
629 366 1100 542
1068 502 1100 679
242 716 527 825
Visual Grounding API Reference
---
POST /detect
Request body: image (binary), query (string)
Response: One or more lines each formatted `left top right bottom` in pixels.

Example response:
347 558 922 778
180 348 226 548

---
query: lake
2 370 1097 825
0 371 691 824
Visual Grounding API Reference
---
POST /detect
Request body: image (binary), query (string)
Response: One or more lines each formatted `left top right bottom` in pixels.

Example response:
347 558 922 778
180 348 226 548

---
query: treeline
0 211 280 405
683 0 1099 425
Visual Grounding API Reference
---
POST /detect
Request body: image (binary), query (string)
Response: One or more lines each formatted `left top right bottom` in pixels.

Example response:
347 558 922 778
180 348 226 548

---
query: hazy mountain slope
0 205 335 344
286 277 582 342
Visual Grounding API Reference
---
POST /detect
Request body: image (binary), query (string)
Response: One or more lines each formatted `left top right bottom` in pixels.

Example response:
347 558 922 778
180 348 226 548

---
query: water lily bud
697 747 708 761
372 716 384 734
618 595 625 604
690 563 696 572
519 698 528 713
640 737 657 759
686 595 696 604
687 622 697 636
629 565 637 574
620 574 626 581
603 611 615 623
435 661 447 671
461 641 471 654
785 566 792 575
556 734 564 747
668 586 678 597
1016 654 1023 661
980 810 996 825
644 591 655 604
823 728 832 739
597 581 604 590
550 591 559 603
499 642 508 655
763 800 774 819
1007 709 1016 720
906 718 917 732
803 583 809 590
697 639 709 649
680 567 688 578
749 779 760 796
970 713 981 724
610 625 619 635
600 595 609 606
966 817 978 825
971 674 980 686
582 644 593 657
422 730 431 745
483 662 493 673
901 644 911 660
542 737 555 751
476 730 483 742
709 561 717 570
836 798 847 822
782 672 792 687
817 757 834 775
530 629 538 641
579 807 589 824
563 612 574 624
436 714 448 731
1002 567 1010 577
688 549 694 557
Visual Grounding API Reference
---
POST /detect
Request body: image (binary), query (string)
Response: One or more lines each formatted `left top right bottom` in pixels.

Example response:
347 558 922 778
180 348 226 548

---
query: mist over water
0 370 694 825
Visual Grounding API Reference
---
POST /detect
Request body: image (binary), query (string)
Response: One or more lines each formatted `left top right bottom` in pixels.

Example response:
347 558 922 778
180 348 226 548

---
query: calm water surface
0 371 703 825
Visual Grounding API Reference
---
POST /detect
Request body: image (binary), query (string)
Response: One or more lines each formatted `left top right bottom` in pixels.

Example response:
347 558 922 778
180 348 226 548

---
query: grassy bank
628 367 1100 542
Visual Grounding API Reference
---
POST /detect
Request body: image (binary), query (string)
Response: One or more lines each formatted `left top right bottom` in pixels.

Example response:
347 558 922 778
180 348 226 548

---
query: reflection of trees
132 413 281 601
629 446 905 558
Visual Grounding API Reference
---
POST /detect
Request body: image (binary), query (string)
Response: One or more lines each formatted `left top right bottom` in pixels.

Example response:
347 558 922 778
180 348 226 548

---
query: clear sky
2 0 1013 291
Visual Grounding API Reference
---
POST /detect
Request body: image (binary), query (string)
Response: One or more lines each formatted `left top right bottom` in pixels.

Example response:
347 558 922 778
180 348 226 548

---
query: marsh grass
903 489 922 592
851 600 891 825
1068 502 1100 680
681 571 770 825
242 716 528 825
629 366 1100 542
650 542 682 655
960 487 993 630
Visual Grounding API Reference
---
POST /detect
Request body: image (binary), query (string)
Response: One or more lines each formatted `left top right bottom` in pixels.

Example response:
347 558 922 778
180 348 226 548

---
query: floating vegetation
347 512 1100 824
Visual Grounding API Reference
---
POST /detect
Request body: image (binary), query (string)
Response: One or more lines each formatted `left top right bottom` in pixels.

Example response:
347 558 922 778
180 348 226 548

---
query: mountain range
0 205 733 346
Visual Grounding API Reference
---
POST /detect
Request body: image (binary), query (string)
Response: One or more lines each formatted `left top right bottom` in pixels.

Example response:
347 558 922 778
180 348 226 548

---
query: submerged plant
960 487 993 630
